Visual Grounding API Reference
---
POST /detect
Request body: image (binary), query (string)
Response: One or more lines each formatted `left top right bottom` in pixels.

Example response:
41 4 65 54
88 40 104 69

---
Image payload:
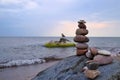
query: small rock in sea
85 50 94 59
84 69 100 79
93 55 113 65
98 50 111 56
90 47 98 56
86 62 99 70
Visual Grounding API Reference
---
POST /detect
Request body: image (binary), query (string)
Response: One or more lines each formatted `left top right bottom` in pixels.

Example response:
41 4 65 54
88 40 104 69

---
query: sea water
0 37 120 68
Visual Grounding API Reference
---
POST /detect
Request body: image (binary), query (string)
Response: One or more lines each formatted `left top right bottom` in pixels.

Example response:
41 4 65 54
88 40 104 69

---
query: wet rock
76 43 88 49
76 28 88 35
94 55 113 65
90 47 98 55
32 55 120 80
98 50 111 56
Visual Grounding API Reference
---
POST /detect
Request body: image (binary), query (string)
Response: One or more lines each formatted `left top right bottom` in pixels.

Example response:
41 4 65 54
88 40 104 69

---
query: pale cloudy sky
0 0 120 37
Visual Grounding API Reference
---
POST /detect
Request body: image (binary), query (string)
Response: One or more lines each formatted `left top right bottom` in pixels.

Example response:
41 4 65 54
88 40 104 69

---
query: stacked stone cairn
84 49 113 79
74 20 113 79
86 49 113 65
74 20 89 56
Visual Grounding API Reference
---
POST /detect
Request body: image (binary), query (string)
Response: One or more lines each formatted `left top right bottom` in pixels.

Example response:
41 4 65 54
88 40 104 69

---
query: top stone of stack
78 20 87 29
78 20 86 23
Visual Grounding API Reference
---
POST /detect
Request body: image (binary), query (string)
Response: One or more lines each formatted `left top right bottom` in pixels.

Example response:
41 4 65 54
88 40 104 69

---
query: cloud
48 20 120 37
34 0 75 14
87 21 120 29
87 22 108 29
49 21 77 36
49 20 110 36
86 21 120 36
0 0 22 4
0 8 20 12
0 0 74 13
0 0 39 12
50 20 111 36
24 1 39 10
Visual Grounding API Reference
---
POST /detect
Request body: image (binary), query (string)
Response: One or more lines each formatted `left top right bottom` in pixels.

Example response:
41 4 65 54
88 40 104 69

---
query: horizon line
0 36 120 37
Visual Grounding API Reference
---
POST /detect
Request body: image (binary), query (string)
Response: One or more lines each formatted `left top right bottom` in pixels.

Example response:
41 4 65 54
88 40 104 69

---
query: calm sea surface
0 37 120 68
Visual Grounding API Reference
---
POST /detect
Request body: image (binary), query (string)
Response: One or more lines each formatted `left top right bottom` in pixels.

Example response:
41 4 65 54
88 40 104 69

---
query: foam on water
0 58 46 68
0 37 120 68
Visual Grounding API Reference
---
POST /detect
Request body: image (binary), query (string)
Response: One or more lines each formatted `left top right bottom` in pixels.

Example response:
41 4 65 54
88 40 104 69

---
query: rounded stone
85 50 94 59
76 49 88 56
76 43 88 49
84 69 100 79
78 23 86 29
76 28 88 35
93 55 113 65
74 35 89 43
90 47 98 56
78 20 86 23
86 62 99 70
98 50 111 56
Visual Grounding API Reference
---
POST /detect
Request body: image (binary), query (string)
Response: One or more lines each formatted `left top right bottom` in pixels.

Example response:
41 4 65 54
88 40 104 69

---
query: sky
0 0 120 37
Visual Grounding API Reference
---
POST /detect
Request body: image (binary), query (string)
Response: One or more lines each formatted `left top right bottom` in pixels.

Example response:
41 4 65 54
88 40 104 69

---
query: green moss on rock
44 42 75 48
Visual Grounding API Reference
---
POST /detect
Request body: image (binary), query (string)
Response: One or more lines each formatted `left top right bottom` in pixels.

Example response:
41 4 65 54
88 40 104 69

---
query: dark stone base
32 55 120 80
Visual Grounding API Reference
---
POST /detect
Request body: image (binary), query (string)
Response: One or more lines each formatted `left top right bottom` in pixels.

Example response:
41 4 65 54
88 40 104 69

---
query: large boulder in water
32 55 120 80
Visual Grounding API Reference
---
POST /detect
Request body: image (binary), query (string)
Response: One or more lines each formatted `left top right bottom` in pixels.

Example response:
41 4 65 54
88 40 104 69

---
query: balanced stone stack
86 49 113 66
74 20 89 56
84 49 113 79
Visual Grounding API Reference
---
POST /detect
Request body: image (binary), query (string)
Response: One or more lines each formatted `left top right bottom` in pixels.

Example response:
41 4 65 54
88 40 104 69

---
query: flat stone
78 23 86 29
76 28 88 35
90 47 98 55
76 49 88 56
74 35 89 43
76 43 88 49
84 69 100 79
93 55 113 65
98 50 111 56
